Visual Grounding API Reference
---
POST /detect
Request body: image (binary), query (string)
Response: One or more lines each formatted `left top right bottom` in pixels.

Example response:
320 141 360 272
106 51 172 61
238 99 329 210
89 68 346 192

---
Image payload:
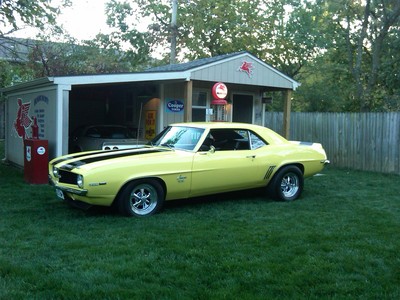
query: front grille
59 170 78 185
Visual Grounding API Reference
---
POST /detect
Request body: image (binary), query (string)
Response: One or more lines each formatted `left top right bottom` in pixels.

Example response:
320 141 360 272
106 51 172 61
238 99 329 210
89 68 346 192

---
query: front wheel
117 179 165 217
267 166 303 201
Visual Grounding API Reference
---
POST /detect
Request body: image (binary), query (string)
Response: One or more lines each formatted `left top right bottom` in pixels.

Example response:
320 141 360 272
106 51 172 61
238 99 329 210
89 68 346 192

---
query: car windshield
149 126 205 151
86 126 135 139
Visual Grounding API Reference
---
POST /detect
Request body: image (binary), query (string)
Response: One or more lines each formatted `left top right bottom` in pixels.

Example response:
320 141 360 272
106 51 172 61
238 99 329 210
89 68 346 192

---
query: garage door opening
68 83 159 152
232 94 253 123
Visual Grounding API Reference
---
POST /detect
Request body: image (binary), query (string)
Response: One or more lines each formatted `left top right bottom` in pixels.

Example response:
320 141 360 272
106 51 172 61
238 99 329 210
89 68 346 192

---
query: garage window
192 91 207 121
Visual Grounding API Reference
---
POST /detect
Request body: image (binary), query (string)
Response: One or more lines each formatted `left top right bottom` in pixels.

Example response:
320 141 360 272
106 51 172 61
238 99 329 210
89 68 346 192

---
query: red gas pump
211 82 228 121
24 118 49 184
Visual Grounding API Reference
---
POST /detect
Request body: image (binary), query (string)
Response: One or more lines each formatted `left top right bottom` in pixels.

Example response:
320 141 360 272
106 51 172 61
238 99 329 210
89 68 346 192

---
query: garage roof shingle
145 52 246 72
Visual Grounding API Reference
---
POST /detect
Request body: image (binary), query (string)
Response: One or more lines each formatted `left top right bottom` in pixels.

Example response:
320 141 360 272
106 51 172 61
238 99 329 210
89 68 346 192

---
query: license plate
56 189 65 200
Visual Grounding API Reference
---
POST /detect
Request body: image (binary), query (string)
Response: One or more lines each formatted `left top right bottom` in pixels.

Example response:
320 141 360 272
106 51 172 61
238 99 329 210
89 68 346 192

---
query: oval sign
167 100 184 113
212 82 228 100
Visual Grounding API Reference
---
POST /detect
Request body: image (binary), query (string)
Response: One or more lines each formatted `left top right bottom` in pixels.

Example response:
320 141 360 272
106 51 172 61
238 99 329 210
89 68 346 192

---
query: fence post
283 90 292 139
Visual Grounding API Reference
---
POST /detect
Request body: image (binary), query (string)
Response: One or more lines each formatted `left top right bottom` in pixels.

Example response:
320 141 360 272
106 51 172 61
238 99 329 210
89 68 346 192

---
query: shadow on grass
80 187 274 217
164 187 270 210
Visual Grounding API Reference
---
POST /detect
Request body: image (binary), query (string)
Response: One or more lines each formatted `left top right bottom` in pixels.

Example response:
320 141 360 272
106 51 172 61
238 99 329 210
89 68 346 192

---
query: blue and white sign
166 99 184 113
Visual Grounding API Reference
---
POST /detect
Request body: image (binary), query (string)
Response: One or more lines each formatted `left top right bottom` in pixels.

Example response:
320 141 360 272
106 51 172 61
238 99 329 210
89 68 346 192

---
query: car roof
171 122 262 130
170 122 288 144
170 122 281 133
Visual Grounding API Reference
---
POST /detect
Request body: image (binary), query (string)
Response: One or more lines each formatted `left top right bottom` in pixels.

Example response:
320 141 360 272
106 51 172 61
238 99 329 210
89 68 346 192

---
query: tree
0 0 71 58
103 0 321 77
325 0 400 111
0 0 135 80
282 0 400 112
26 33 137 77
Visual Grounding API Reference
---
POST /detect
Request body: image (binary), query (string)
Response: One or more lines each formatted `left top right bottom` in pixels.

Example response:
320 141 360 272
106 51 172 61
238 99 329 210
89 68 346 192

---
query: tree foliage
103 0 315 76
26 31 136 77
0 0 72 37
0 0 135 83
294 0 400 111
0 0 72 83
1 0 400 112
328 0 400 111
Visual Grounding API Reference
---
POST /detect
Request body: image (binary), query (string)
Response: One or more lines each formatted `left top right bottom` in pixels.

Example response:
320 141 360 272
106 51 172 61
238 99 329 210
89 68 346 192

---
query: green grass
1 140 399 299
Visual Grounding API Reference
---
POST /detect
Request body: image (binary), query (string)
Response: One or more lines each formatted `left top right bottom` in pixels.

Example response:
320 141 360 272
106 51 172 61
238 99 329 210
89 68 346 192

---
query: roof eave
1 77 54 94
52 71 192 86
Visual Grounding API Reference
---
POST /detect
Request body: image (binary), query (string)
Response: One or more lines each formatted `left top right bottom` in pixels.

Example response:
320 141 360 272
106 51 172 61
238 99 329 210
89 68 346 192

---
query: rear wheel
267 166 303 201
117 179 164 217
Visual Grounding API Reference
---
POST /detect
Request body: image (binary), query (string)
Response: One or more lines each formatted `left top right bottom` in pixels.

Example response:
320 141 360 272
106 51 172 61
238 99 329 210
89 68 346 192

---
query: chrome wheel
280 172 300 198
267 165 304 201
130 183 158 216
118 179 164 217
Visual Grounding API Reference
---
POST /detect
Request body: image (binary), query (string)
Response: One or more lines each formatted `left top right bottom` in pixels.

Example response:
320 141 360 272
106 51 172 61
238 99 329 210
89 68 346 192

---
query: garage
1 51 299 167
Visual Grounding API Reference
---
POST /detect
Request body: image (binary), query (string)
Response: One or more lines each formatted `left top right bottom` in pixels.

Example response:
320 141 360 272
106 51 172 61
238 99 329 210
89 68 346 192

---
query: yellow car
49 122 329 217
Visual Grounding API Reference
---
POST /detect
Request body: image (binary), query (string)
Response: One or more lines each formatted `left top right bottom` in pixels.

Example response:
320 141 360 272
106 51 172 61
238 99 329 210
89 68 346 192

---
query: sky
13 0 112 41
56 0 111 40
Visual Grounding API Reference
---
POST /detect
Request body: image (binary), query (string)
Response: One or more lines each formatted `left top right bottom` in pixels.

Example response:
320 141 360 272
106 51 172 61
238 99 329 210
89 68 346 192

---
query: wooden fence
265 112 400 175
0 101 4 140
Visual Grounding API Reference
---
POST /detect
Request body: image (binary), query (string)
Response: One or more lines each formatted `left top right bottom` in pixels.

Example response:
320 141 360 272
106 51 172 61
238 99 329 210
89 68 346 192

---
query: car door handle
246 155 256 159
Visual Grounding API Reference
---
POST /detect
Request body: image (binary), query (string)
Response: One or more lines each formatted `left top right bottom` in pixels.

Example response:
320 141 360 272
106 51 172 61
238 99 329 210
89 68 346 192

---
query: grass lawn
1 140 399 299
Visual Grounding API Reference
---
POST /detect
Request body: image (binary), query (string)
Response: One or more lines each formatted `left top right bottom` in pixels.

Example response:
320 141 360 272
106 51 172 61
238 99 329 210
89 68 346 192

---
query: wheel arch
286 163 304 175
112 176 167 205
269 163 304 182
266 162 304 189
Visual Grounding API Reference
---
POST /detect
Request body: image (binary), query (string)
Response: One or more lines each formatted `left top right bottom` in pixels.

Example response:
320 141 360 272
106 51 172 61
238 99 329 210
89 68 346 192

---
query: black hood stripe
52 147 151 166
59 148 168 170
51 149 107 165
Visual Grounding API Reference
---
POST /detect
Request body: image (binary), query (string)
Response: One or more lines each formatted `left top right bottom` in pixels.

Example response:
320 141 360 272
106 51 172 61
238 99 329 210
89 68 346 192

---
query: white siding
5 86 58 166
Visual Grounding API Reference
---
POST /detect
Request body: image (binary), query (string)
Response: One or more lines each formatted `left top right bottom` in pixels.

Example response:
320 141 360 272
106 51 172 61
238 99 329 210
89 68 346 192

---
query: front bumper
49 175 88 196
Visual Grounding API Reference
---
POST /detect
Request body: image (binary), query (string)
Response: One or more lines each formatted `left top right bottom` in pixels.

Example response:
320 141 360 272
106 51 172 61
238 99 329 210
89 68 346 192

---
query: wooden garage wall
162 82 185 127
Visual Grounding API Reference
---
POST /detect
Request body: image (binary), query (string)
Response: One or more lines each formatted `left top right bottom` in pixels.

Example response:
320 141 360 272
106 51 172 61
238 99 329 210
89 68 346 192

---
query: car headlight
77 175 84 188
53 167 60 178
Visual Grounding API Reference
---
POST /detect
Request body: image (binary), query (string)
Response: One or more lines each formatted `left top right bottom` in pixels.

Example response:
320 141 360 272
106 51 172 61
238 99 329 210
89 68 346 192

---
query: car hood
50 146 177 172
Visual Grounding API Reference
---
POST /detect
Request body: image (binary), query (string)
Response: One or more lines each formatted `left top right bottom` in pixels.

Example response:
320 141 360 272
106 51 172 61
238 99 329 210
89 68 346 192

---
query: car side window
208 129 250 151
249 131 267 149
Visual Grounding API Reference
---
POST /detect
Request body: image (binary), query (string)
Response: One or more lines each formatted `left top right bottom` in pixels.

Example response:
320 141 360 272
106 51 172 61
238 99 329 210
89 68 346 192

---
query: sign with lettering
33 95 49 139
212 82 228 100
145 110 157 140
166 99 184 113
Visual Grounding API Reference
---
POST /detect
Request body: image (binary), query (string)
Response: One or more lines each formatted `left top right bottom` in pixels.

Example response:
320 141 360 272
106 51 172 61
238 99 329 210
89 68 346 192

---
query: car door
189 129 266 197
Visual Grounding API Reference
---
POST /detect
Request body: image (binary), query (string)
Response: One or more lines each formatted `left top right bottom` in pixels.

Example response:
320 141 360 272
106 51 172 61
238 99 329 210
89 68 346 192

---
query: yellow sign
145 110 156 140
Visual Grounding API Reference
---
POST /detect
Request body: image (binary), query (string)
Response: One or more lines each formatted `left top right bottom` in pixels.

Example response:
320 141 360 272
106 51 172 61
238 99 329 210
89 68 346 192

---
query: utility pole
170 0 178 64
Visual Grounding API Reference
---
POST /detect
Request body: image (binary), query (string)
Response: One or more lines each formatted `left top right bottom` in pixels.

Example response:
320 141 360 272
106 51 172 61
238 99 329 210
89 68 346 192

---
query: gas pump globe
211 82 228 122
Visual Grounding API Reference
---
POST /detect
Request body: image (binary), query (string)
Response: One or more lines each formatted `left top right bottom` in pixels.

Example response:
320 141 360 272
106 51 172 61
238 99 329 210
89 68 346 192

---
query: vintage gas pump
211 82 228 121
24 117 49 184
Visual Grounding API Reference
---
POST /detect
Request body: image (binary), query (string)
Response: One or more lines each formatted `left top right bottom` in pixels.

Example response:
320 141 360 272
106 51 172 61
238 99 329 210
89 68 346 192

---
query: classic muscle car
49 122 329 217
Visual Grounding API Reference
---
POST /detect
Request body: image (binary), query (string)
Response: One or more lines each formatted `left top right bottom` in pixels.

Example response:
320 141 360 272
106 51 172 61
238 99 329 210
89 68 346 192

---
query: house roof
1 51 299 93
146 52 246 72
